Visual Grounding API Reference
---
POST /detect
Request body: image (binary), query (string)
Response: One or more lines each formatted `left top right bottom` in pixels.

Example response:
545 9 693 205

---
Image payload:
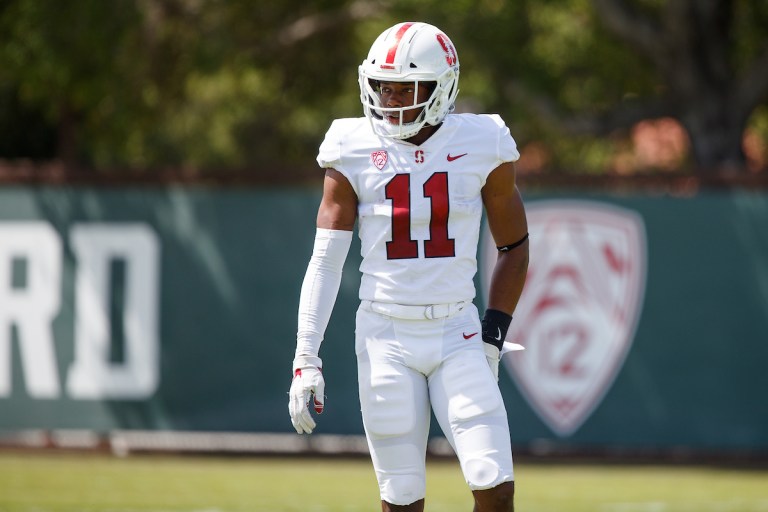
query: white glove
288 359 325 434
484 343 502 381
484 341 525 381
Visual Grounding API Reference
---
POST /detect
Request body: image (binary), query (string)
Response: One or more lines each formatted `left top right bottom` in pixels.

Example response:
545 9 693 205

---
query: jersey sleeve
316 119 363 194
489 114 520 164
316 120 344 170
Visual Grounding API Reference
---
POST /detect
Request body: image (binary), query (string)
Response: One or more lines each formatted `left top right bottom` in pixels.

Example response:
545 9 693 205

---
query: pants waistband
360 300 468 320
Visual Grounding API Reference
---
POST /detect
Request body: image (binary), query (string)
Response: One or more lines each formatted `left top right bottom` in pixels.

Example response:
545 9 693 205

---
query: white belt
361 300 468 320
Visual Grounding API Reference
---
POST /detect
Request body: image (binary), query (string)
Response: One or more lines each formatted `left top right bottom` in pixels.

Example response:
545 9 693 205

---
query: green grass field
1 452 767 512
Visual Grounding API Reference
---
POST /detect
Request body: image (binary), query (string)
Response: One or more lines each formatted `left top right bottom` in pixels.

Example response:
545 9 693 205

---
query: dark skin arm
316 168 358 231
481 161 529 316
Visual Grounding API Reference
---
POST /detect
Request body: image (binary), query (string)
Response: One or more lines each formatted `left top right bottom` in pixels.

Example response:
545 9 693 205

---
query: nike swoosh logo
462 332 478 339
494 327 503 341
447 153 468 162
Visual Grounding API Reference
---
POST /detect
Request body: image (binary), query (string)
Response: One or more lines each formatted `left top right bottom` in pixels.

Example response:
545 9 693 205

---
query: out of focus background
2 0 767 177
1 0 767 465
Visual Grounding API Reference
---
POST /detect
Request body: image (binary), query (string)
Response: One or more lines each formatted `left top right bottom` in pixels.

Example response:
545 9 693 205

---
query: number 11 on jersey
385 172 456 260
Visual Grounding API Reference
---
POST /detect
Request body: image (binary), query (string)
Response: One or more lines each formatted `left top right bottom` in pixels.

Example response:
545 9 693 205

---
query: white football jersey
317 113 520 305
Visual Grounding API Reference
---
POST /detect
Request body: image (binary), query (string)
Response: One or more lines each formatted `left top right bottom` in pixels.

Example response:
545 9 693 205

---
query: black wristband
481 309 513 351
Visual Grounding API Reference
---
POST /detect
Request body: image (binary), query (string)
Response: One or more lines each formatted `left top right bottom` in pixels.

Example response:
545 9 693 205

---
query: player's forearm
295 228 352 368
486 241 529 316
481 242 528 351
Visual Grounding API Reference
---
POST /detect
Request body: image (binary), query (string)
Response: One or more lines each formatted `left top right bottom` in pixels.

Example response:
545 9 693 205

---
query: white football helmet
359 22 460 140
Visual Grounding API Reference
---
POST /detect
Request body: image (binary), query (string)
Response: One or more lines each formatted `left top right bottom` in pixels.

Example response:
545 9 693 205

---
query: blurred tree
0 0 133 164
0 0 193 167
0 0 765 176
591 0 768 173
387 0 768 174
0 0 376 171
0 82 57 159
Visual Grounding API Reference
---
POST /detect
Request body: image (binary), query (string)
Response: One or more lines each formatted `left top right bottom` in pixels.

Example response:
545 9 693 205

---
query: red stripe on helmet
385 22 415 65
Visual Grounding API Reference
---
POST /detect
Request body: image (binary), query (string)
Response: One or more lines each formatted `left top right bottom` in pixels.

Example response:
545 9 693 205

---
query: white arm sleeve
294 228 353 370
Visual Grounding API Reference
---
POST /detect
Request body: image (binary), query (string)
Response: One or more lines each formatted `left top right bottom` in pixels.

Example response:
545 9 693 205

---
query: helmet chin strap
371 108 429 140
365 88 435 140
376 119 421 140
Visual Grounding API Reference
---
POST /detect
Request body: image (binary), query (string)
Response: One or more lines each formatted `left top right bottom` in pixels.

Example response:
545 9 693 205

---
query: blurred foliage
0 0 766 177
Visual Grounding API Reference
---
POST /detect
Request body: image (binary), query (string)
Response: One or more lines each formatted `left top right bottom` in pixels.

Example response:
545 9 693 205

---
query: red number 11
385 172 456 260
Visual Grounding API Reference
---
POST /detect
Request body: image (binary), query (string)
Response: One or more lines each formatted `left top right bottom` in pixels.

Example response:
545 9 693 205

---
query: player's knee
379 474 426 506
465 456 508 490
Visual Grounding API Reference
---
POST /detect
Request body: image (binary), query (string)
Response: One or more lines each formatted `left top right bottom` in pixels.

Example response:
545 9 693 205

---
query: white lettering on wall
0 222 160 400
68 224 160 399
0 223 62 398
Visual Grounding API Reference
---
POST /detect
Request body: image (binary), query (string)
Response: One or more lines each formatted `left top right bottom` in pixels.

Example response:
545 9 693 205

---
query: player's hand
483 343 502 381
288 364 325 434
483 341 524 382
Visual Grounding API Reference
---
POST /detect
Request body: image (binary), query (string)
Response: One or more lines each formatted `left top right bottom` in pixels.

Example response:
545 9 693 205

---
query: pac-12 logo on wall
480 200 647 436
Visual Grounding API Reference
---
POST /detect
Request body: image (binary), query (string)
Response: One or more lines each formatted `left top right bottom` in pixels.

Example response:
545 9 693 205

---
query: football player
289 21 529 512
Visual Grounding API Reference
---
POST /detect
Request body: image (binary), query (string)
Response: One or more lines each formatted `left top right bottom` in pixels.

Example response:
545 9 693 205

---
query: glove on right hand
288 365 325 434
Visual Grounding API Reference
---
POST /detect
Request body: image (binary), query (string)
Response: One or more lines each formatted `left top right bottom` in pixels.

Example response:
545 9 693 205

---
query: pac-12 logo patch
371 150 388 170
480 200 647 436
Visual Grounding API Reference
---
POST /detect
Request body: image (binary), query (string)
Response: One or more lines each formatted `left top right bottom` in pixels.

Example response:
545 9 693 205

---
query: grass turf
0 452 767 511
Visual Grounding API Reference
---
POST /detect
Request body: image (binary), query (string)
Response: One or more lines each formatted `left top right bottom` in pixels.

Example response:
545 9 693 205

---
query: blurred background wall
0 186 767 456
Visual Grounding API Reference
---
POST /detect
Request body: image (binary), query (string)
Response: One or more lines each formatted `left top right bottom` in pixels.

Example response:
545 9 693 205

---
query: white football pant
355 303 514 506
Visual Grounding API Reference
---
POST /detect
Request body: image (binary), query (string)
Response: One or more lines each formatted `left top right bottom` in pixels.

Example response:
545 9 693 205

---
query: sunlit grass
0 452 766 512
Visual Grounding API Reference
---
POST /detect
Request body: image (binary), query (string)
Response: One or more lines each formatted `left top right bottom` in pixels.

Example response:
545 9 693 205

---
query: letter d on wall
68 224 160 399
